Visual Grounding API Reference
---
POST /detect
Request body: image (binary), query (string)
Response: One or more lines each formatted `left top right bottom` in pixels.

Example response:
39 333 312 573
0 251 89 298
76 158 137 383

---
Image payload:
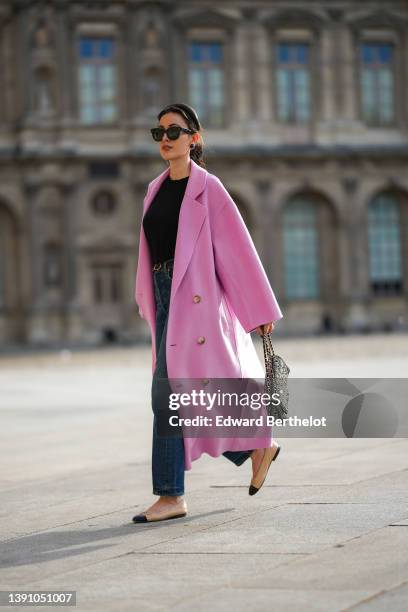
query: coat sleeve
134 183 153 321
211 179 283 334
135 233 145 320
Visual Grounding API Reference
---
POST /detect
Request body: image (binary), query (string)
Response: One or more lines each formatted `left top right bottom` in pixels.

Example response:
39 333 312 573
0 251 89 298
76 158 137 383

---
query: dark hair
157 102 206 168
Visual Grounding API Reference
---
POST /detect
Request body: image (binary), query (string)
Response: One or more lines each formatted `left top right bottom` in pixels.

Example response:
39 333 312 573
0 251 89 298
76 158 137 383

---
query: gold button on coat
193 295 201 303
197 336 205 344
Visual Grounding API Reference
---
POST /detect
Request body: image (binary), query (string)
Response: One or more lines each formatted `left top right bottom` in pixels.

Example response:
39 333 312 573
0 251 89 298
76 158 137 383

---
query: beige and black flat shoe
132 500 188 523
249 442 281 496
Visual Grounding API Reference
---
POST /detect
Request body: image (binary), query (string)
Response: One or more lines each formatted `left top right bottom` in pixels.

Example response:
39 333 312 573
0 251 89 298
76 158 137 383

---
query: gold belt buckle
153 262 162 271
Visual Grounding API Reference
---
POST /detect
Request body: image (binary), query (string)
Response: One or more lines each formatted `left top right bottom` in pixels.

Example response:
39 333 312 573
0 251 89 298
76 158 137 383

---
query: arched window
283 197 319 299
368 193 402 295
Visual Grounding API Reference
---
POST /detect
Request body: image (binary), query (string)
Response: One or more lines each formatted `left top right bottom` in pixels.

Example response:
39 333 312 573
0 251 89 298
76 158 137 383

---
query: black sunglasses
150 125 195 142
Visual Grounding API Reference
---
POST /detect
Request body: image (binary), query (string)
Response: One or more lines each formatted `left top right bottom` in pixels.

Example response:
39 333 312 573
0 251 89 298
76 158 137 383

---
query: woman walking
133 103 283 523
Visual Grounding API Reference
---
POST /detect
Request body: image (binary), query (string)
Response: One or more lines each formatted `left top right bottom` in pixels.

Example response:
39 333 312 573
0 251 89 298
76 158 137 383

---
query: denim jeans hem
235 457 250 466
233 456 251 466
153 488 184 496
222 449 254 466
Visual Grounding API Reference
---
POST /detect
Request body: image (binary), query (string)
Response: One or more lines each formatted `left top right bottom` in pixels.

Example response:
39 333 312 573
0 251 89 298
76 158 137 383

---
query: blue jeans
151 258 254 496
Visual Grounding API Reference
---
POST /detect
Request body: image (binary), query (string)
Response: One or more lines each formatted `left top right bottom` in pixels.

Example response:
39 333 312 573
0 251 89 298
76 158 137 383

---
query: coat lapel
135 159 208 329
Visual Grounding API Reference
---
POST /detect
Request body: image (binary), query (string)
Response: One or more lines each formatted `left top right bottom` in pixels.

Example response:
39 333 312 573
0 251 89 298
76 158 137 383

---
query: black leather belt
152 259 174 274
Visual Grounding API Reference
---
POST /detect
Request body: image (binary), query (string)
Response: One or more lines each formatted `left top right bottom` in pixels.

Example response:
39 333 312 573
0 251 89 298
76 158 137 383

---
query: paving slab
351 582 408 611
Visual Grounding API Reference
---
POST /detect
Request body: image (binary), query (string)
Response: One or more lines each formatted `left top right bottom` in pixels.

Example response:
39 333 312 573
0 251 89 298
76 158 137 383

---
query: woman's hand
255 322 274 337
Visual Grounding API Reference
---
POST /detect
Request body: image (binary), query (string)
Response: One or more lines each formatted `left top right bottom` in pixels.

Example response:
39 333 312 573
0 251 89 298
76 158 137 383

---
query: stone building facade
0 0 408 347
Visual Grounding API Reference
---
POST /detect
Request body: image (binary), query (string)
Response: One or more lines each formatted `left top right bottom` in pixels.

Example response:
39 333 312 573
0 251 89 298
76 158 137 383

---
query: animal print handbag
262 331 290 419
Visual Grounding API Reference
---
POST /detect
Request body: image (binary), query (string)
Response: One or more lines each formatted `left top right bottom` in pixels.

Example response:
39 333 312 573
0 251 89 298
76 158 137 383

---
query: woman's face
157 112 197 162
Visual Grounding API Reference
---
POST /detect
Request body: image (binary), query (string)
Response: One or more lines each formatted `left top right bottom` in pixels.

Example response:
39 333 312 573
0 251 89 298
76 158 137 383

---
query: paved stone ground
0 333 407 611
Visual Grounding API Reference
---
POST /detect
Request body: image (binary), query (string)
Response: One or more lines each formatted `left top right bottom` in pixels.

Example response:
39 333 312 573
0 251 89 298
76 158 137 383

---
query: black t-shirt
142 174 189 265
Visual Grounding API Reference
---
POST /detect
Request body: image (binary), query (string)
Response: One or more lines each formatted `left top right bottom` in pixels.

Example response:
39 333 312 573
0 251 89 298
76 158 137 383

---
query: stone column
55 1 72 123
342 176 368 331
255 178 274 280
232 20 250 124
320 21 337 124
338 24 358 123
61 179 83 343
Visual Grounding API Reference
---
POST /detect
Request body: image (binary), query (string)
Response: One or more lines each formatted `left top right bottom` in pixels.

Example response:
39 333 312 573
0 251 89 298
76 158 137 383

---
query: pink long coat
135 158 283 470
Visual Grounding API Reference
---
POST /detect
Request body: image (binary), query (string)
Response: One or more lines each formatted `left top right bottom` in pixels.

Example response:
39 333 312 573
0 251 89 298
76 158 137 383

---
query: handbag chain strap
262 330 275 364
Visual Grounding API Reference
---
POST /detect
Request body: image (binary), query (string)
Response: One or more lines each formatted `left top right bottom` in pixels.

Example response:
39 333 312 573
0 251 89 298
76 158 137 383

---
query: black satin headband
160 103 201 131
